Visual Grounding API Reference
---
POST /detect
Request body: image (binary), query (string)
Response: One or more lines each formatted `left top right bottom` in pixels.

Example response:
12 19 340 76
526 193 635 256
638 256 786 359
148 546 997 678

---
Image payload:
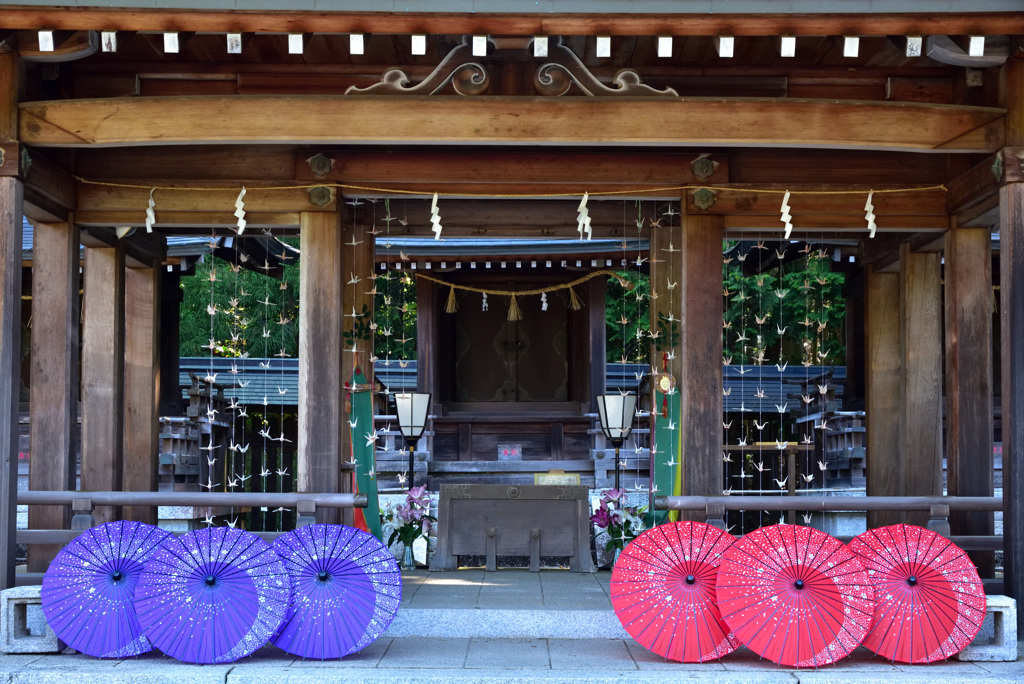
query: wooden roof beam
860 231 947 274
81 225 167 268
19 96 1006 153
1 10 1023 37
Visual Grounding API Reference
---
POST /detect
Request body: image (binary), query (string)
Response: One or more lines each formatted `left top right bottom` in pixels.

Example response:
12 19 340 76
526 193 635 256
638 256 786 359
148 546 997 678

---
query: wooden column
80 244 125 524
0 52 21 589
586 275 606 408
416 277 438 397
1002 180 1024 623
899 244 944 527
865 265 903 529
679 213 723 504
944 225 994 575
0 176 22 589
298 211 343 523
123 263 160 524
157 270 182 416
27 220 80 572
1000 39 1024 628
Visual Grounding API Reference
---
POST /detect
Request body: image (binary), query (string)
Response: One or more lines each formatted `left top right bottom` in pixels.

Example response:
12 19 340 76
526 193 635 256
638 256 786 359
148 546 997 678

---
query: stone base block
955 594 1017 662
0 586 60 654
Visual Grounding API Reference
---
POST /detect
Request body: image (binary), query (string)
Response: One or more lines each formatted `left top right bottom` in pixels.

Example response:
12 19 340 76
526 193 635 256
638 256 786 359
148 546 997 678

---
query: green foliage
605 270 650 363
604 247 846 366
722 250 845 366
372 270 417 360
179 250 299 358
342 303 373 346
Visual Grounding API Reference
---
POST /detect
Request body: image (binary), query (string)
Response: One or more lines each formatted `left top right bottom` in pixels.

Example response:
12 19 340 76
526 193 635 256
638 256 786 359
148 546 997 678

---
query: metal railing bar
655 495 1002 512
17 491 367 508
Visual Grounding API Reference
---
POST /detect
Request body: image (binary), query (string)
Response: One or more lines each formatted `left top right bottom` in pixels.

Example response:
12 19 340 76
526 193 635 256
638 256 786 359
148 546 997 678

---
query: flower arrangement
385 485 436 551
590 488 646 553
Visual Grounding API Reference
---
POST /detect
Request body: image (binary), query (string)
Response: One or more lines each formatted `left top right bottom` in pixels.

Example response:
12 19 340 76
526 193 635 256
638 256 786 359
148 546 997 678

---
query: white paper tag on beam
234 187 247 235
145 188 156 233
576 192 592 241
779 190 793 240
864 191 876 238
429 192 443 240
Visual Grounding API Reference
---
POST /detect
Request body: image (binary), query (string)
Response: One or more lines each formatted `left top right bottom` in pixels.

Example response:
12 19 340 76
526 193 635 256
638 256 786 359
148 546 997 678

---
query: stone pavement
2 569 1022 683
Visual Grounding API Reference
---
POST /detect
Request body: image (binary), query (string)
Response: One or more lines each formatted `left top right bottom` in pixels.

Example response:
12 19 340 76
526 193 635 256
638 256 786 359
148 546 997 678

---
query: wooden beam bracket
82 226 167 268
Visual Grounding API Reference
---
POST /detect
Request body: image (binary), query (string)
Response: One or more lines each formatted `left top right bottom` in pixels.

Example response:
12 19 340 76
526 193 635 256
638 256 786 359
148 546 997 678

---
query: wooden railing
14 490 367 585
655 495 1003 550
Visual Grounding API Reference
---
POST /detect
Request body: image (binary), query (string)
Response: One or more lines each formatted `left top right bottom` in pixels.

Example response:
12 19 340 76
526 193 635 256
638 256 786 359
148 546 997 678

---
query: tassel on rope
507 294 522 322
568 286 583 311
445 286 458 313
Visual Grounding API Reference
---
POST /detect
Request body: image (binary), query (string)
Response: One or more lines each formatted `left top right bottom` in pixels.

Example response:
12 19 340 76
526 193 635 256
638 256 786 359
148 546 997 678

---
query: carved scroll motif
345 38 489 96
534 37 678 97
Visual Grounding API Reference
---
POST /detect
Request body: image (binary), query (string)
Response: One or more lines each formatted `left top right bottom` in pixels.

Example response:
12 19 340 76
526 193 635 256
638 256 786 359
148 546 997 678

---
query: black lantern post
395 392 431 489
596 393 637 490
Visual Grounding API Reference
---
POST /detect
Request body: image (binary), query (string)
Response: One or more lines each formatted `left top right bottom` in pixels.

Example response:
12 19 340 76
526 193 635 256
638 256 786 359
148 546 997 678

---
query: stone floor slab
465 638 550 670
547 638 636 670
378 637 470 669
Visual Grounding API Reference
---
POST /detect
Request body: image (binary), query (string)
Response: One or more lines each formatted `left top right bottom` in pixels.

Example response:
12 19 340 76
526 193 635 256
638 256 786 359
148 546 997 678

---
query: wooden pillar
900 244 943 527
298 211 342 523
1002 180 1024 622
80 244 125 524
679 213 723 502
416 277 438 397
27 220 80 572
0 53 21 589
157 270 182 416
865 265 903 528
123 263 160 524
944 226 994 575
586 275 606 407
1000 38 1024 627
0 178 21 588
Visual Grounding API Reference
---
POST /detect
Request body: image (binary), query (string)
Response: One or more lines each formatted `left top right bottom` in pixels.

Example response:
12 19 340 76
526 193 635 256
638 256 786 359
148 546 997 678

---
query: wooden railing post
70 498 95 531
295 500 316 527
927 504 952 538
704 503 726 530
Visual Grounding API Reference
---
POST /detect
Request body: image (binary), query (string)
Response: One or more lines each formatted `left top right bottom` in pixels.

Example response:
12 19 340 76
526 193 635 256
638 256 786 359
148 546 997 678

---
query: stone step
386 569 629 640
383 607 630 639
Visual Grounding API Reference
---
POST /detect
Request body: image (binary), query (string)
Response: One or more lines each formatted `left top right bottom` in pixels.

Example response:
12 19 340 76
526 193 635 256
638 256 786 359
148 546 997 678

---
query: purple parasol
41 520 171 658
272 524 401 659
134 526 290 663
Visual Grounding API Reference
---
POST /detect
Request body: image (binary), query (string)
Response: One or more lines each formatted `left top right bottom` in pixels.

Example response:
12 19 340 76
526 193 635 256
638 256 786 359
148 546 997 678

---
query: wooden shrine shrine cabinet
429 484 595 572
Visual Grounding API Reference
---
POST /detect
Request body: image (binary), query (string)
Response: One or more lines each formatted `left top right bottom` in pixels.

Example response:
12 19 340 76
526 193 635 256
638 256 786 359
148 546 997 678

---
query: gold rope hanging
415 269 633 322
72 175 948 199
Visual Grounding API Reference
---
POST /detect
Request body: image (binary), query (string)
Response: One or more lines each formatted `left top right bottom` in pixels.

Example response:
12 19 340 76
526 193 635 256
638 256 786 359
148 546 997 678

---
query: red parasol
610 521 741 662
716 524 874 667
848 524 986 663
